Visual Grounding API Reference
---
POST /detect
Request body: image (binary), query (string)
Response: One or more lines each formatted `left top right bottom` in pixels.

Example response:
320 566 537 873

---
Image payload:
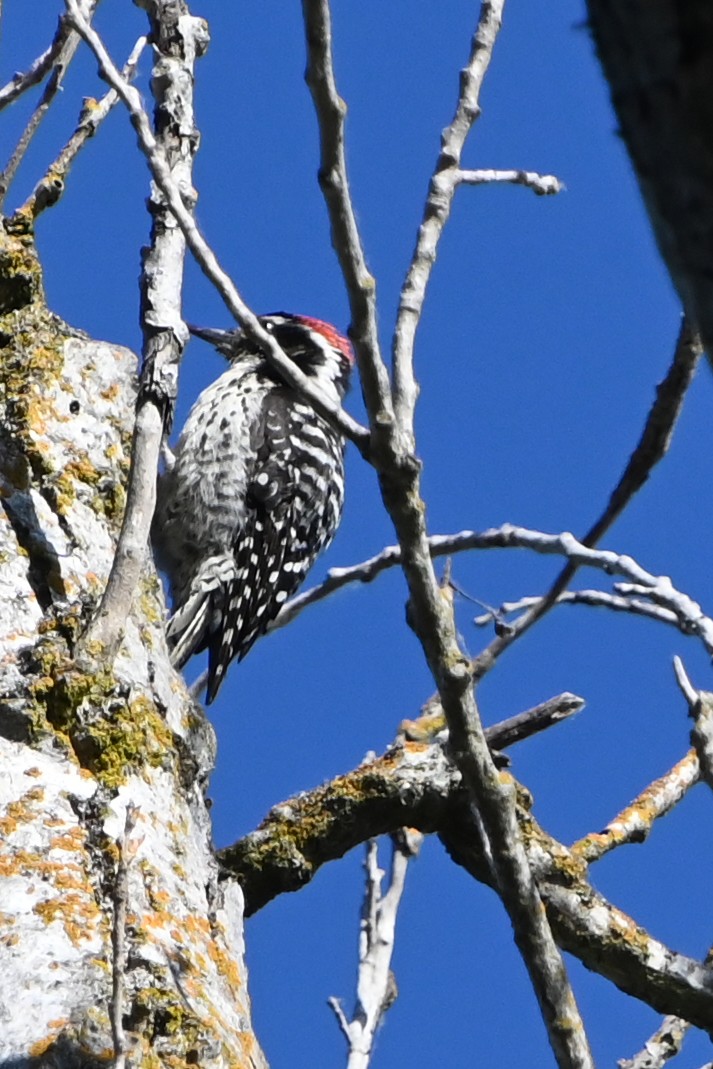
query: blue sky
5 2 713 1065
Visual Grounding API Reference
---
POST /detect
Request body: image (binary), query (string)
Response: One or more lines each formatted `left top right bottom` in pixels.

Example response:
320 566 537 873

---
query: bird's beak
186 323 233 347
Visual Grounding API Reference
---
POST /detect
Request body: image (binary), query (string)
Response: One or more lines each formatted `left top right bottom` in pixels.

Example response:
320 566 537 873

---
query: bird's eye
265 321 274 333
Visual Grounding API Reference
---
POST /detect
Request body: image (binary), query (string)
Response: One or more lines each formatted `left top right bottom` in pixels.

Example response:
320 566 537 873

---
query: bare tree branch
65 0 368 454
222 692 582 912
619 942 713 1068
298 5 591 1057
274 517 711 664
470 318 703 681
69 0 207 659
457 167 564 195
391 0 508 441
618 1014 691 1069
225 731 713 1030
111 804 139 1069
571 750 699 864
0 0 99 210
673 656 700 709
12 35 147 222
474 590 680 631
673 659 713 794
330 837 416 1068
471 692 584 751
301 0 394 449
0 11 80 112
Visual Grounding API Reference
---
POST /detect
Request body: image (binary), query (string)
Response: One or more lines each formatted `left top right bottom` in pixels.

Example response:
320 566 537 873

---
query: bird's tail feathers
166 555 238 672
167 590 211 670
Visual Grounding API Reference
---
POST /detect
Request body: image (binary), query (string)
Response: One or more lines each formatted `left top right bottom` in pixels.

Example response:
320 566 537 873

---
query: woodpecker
153 312 354 704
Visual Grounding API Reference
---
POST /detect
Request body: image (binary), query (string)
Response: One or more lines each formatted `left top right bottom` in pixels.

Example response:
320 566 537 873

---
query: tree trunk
0 221 266 1068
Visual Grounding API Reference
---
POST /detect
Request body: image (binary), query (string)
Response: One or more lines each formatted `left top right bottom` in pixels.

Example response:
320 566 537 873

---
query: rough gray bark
586 2 713 362
0 223 266 1068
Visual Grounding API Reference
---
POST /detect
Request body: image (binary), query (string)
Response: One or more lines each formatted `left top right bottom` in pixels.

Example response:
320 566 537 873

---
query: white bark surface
0 228 265 1068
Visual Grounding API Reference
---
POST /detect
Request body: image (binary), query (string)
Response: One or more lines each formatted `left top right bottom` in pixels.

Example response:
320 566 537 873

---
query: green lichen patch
128 986 204 1063
29 639 176 788
0 223 45 314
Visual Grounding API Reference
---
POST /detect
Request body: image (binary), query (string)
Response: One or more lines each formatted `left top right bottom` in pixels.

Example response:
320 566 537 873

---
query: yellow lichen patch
100 382 121 402
29 1020 69 1058
137 910 179 940
1 829 101 949
149 888 173 910
49 453 101 515
48 1017 71 1031
0 314 66 477
139 573 164 626
0 813 19 837
34 889 101 947
205 925 243 994
0 849 43 878
237 1032 257 1061
131 986 204 1047
49 826 87 854
400 710 446 740
0 786 47 835
23 786 45 803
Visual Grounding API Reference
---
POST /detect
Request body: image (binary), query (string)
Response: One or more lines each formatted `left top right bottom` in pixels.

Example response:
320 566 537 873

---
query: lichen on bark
0 221 265 1068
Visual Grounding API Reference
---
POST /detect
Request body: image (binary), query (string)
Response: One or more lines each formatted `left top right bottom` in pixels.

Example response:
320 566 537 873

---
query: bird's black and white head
188 312 354 400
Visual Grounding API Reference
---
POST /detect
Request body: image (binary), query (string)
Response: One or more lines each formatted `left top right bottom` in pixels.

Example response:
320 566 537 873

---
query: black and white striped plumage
153 312 354 704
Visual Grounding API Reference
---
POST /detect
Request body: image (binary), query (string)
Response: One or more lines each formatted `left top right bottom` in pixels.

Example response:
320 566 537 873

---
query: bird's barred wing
205 390 345 703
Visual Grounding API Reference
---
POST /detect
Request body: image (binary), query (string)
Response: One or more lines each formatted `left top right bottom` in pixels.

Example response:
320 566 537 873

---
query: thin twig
330 837 416 1068
327 997 352 1044
301 0 393 450
672 655 699 708
482 692 584 750
456 167 564 195
392 0 508 440
64 0 368 454
266 525 693 645
470 318 703 681
70 0 208 658
571 750 699 864
0 0 98 210
401 690 584 750
473 590 679 630
14 35 147 222
0 13 74 112
673 658 713 793
111 804 139 1069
